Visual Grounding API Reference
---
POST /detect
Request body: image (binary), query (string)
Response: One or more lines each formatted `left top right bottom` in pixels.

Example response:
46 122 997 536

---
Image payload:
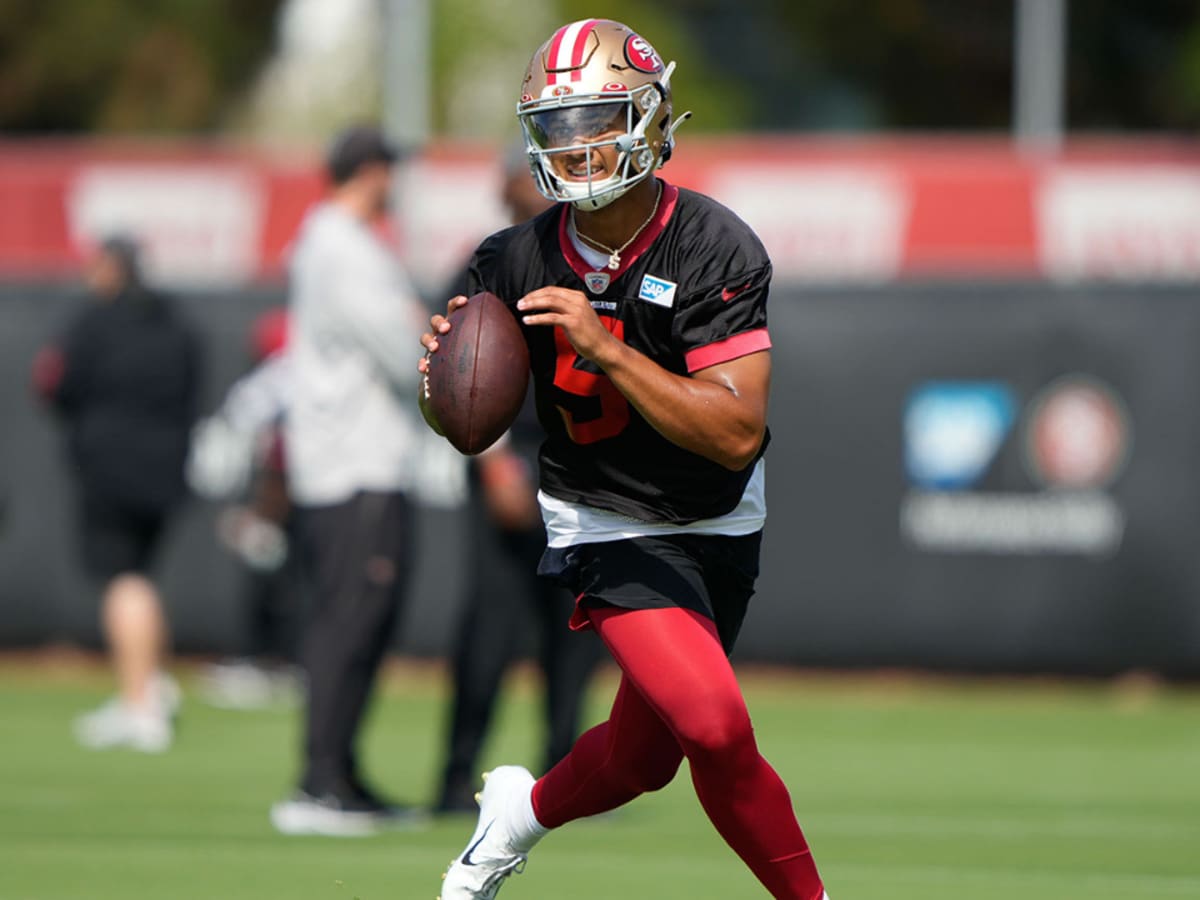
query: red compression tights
530 605 824 900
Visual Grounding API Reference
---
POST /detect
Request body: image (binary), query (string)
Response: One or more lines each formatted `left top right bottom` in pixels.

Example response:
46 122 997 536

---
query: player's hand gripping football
517 287 619 365
416 294 468 436
419 287 618 369
417 294 469 366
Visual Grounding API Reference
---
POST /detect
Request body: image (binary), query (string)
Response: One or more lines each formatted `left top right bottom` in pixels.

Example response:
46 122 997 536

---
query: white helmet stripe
546 19 598 85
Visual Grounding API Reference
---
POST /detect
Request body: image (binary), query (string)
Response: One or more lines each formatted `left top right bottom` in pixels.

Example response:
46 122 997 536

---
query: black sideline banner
2 282 1198 675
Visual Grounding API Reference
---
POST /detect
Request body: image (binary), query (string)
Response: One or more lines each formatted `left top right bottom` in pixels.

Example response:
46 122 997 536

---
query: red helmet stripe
544 23 570 86
545 19 598 86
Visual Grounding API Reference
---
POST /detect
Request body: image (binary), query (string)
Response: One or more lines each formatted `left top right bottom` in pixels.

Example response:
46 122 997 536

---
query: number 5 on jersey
552 316 630 444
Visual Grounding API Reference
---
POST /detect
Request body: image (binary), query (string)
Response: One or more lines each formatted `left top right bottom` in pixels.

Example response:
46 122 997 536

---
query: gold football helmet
517 19 689 211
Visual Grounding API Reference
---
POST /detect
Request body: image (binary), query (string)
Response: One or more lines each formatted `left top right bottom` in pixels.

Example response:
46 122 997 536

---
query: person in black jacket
33 235 200 752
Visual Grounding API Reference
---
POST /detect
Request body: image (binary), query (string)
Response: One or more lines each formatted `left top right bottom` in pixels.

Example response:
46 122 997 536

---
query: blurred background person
434 144 607 814
31 235 201 753
267 123 429 836
187 306 302 710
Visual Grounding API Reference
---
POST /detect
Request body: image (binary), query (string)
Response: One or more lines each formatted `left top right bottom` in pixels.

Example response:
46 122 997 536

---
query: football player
420 19 829 900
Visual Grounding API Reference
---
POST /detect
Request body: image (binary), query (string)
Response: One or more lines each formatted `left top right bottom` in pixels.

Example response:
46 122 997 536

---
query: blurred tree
1069 0 1200 131
642 0 1016 131
1177 23 1200 123
0 0 1197 136
232 0 383 141
556 0 755 132
430 0 556 139
0 0 283 133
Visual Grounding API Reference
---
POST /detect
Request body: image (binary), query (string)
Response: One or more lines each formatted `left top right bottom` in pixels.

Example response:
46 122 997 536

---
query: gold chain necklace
572 181 663 271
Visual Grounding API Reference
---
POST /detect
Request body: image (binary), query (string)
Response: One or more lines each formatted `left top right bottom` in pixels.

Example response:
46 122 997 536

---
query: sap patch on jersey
637 274 677 308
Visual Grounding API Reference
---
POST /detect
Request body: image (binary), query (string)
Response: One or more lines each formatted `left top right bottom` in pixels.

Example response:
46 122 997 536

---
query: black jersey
467 181 771 524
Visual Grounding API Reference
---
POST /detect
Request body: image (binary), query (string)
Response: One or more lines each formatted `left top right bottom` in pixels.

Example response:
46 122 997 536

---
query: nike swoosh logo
461 820 495 866
721 281 751 302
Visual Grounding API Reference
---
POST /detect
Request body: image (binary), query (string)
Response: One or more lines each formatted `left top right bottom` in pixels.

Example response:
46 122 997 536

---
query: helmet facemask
519 84 663 211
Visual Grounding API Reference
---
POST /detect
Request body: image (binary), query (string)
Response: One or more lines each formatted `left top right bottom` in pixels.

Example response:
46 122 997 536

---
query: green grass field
1 656 1198 900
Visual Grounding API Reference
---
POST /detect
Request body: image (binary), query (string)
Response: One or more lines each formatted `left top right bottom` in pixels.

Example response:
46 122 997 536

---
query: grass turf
0 657 1198 900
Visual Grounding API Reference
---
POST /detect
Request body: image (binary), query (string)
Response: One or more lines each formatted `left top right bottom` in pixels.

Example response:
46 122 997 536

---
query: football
422 291 530 455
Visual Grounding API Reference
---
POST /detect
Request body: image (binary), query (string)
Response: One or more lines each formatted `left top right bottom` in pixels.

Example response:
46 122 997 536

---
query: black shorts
538 531 762 654
78 495 169 581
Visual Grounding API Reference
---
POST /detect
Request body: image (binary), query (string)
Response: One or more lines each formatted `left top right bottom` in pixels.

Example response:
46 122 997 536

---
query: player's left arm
517 286 768 471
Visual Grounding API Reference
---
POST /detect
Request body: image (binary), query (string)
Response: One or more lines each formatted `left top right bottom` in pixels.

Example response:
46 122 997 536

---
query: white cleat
438 766 536 899
154 671 183 718
73 671 181 754
73 700 173 753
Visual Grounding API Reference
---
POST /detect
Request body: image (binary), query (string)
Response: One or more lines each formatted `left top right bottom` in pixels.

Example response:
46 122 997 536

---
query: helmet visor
524 102 628 151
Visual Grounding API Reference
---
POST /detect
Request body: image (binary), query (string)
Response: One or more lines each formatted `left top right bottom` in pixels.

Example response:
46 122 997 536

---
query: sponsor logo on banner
904 383 1016 491
638 274 677 307
1038 167 1200 281
1023 376 1131 489
67 165 265 286
707 167 909 282
900 375 1130 556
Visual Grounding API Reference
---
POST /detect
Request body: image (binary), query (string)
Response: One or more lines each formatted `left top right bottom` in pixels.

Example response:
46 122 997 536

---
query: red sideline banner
1 137 1198 289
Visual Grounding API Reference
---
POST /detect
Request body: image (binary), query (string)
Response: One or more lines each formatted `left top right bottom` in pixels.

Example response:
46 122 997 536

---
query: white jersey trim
540 459 766 548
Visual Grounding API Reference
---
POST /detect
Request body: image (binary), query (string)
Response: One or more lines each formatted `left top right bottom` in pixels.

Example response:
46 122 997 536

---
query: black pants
295 491 413 795
240 559 300 662
439 488 605 803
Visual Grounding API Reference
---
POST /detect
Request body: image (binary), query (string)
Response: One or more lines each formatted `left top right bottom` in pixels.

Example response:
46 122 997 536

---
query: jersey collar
557 180 680 286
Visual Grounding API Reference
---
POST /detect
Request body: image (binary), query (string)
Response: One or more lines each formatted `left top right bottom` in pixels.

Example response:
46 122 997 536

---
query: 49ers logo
624 34 663 73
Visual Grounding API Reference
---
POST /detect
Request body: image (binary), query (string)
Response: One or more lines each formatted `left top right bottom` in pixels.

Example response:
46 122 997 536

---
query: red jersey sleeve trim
685 328 772 373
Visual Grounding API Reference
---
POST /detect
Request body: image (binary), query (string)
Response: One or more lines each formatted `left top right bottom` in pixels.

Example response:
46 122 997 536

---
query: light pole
1014 0 1068 154
380 0 431 152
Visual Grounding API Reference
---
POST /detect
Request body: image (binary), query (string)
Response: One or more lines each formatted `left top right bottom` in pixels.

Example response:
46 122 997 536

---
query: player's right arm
517 286 769 471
